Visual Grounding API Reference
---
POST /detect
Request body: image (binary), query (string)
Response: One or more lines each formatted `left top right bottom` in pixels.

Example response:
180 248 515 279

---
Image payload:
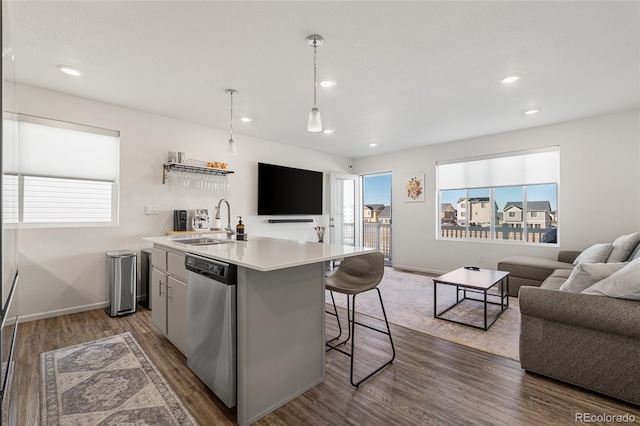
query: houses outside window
437 147 559 244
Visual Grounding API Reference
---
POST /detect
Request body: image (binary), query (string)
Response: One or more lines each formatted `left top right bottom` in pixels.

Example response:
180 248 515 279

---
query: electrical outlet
144 205 152 215
151 205 160 215
479 255 485 263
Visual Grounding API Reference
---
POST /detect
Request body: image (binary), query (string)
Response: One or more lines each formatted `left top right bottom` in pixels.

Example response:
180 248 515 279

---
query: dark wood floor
16 305 640 425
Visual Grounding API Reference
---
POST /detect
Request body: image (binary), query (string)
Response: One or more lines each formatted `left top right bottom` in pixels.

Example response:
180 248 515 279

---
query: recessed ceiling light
319 79 336 88
240 117 252 123
57 65 82 77
524 108 539 115
499 73 521 84
369 143 377 147
323 128 335 134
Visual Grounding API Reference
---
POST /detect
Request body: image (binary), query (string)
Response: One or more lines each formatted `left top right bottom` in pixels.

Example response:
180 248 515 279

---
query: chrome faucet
215 198 235 239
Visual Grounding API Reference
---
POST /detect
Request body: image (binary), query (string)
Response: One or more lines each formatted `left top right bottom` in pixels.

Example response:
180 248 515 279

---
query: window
6 114 119 227
437 147 559 244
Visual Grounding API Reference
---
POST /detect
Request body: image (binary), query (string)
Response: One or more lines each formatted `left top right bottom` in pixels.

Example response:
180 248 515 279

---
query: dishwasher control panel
185 254 237 285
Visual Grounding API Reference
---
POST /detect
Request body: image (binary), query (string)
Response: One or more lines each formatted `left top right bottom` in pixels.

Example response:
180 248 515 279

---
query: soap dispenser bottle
236 216 245 240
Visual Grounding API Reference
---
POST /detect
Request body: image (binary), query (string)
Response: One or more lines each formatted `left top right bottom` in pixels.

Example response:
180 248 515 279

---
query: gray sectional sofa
498 233 640 405
497 250 580 297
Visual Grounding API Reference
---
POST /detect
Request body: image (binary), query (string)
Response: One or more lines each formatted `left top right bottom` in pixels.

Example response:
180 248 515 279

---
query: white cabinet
150 247 189 354
151 268 168 334
167 276 188 354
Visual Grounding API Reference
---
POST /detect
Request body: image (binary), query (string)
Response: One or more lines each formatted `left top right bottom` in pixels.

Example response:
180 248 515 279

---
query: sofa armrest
519 286 640 339
557 250 581 264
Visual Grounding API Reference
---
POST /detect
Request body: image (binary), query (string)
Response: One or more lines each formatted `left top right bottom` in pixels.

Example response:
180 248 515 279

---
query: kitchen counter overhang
143 235 375 271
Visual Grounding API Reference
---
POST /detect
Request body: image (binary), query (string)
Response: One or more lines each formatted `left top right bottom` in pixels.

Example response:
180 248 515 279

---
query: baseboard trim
19 301 110 324
391 264 444 277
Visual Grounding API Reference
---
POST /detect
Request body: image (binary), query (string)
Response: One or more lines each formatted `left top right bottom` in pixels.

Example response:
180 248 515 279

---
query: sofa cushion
607 232 640 263
629 239 640 261
540 269 573 290
582 258 640 300
498 256 574 282
559 262 627 293
573 243 613 265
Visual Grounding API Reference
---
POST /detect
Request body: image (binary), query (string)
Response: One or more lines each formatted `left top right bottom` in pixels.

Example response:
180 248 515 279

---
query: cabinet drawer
150 248 168 271
167 252 188 282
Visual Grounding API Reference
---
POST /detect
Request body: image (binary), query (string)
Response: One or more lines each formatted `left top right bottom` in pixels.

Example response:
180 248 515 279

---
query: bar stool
325 251 396 387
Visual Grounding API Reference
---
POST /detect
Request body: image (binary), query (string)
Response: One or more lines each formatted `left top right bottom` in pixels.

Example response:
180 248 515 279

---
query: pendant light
226 88 238 155
306 34 324 132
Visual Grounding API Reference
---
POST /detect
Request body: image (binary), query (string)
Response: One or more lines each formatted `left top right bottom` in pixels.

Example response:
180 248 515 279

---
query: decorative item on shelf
314 225 326 243
306 34 324 132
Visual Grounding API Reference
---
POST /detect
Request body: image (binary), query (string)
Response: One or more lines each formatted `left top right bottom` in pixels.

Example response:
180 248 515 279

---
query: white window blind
23 177 113 223
10 114 120 227
437 147 559 190
19 119 118 181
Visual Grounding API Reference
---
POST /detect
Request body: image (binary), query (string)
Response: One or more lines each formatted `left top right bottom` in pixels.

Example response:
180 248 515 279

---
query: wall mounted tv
257 162 323 215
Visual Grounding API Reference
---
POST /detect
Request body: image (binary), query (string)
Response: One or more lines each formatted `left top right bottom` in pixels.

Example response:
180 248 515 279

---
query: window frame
436 147 559 246
5 113 120 229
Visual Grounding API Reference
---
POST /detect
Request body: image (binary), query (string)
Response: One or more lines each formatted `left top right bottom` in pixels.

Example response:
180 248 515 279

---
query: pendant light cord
229 90 234 142
313 42 317 108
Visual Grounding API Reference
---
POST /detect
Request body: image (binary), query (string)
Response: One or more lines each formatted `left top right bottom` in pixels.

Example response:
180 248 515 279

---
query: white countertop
143 235 376 272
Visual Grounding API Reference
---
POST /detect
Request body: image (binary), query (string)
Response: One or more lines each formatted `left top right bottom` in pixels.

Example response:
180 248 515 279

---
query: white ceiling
5 1 640 159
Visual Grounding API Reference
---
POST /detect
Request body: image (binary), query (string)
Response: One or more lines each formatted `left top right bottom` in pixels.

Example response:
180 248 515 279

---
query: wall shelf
162 162 234 184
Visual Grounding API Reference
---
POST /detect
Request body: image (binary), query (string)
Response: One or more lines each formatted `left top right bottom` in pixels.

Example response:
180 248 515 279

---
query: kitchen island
144 235 375 425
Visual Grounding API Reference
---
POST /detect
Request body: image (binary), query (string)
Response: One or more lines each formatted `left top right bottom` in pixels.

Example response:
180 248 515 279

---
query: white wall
353 110 640 274
14 84 350 321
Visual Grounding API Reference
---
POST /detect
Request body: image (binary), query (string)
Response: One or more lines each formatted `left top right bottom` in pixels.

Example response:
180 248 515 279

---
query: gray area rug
326 267 520 361
41 332 198 425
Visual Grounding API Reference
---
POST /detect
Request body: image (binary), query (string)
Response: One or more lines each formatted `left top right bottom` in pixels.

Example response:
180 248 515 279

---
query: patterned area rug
41 332 198 425
326 267 520 361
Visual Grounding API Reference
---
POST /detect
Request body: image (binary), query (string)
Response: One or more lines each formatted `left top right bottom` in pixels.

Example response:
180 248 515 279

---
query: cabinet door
151 268 167 335
167 252 188 282
151 248 168 272
167 276 188 355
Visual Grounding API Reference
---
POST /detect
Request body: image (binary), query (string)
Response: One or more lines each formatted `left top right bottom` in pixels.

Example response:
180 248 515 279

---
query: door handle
167 285 172 300
158 280 164 297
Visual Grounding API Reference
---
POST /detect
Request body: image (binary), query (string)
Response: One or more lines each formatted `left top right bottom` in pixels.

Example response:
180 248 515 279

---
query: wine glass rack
162 162 234 184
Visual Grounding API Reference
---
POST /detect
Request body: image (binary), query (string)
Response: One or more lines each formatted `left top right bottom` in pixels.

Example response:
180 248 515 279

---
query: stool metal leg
325 288 395 386
348 288 396 387
325 290 343 345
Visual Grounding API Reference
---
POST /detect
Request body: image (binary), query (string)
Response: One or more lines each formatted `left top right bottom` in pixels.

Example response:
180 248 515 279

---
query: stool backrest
335 252 384 288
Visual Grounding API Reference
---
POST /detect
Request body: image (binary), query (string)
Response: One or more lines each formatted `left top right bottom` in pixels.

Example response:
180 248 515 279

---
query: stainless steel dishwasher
185 253 237 408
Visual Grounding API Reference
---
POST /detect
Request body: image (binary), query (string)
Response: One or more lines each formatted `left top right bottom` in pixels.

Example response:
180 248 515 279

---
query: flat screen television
258 162 323 215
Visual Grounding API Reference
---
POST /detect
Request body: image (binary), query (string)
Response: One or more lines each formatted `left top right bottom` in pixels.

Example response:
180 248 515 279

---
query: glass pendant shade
228 138 237 155
307 107 323 132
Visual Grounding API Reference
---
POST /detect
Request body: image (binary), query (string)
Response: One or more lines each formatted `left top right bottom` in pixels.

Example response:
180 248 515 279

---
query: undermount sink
173 237 235 246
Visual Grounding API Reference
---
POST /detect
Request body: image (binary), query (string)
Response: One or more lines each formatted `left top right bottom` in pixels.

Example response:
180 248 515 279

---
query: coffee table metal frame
433 268 510 331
